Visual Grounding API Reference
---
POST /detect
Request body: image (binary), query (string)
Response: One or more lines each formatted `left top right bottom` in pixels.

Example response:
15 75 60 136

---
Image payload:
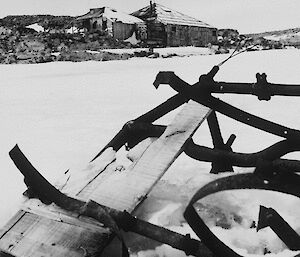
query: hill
244 27 300 46
0 15 75 29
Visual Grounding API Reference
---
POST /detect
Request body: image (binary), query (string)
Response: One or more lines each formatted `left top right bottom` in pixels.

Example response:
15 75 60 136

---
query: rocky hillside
0 15 75 30
244 27 300 46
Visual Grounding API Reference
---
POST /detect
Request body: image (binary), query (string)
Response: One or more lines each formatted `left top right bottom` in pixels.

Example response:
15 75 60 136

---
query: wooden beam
0 101 211 256
76 101 211 212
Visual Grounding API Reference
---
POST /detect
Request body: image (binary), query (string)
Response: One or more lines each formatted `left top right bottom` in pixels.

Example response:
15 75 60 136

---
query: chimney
150 1 155 16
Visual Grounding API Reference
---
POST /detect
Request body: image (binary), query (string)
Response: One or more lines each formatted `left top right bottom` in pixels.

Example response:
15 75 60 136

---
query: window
172 26 176 33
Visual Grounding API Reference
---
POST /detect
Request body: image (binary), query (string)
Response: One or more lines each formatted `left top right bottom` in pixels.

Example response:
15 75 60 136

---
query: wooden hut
76 7 146 41
131 2 217 47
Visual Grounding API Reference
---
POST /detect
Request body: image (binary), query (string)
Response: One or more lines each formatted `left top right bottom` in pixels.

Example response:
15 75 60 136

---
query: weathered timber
16 159 215 257
76 101 211 212
0 210 110 257
1 100 211 257
9 146 213 257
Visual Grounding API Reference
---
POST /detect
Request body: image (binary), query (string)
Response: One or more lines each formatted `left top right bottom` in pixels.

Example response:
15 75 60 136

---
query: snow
26 23 44 32
104 7 144 24
124 32 140 45
0 48 300 256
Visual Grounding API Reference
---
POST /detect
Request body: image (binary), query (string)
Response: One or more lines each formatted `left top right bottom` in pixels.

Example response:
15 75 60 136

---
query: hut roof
131 3 216 28
77 7 145 24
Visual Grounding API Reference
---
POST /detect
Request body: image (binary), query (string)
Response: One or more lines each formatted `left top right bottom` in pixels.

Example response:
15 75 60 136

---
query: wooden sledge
0 100 211 257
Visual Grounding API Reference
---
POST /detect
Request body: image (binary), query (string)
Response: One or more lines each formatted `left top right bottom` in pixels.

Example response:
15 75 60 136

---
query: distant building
131 2 217 47
76 7 146 41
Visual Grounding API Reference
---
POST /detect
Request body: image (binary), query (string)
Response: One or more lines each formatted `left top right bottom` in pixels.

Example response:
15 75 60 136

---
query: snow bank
104 7 144 24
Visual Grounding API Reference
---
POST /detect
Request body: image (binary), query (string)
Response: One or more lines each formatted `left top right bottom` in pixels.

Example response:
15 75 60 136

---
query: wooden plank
0 212 110 257
0 211 26 240
0 101 211 256
77 101 211 212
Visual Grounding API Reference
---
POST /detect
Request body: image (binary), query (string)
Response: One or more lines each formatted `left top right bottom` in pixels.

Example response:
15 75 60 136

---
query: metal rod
211 82 300 97
184 169 300 257
184 139 300 171
0 250 16 257
135 94 187 123
207 111 234 173
257 206 300 251
88 120 300 172
207 111 225 149
91 122 166 161
154 71 300 140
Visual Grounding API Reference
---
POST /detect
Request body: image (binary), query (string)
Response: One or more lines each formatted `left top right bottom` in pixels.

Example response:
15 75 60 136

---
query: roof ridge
155 3 207 24
131 3 216 28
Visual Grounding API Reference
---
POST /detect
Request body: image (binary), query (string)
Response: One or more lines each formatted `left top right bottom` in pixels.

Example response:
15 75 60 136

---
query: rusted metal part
184 139 300 171
254 73 271 101
207 111 234 173
214 80 300 98
91 93 188 161
199 66 300 99
183 163 300 257
124 122 165 150
257 205 300 250
9 145 214 257
118 211 213 257
91 121 166 161
0 250 16 257
153 70 300 141
87 118 300 172
135 93 188 123
88 120 300 172
92 66 300 162
154 66 300 99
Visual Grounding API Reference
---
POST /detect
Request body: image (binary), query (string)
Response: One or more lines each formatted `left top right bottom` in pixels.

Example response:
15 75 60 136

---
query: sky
0 0 299 34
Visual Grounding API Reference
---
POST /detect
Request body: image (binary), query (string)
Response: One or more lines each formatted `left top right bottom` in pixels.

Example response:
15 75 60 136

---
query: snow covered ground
101 46 215 56
0 48 300 256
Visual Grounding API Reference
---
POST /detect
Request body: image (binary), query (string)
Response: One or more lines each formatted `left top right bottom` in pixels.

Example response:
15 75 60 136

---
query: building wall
165 24 217 47
145 21 217 47
81 18 146 41
86 17 113 35
146 21 167 46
